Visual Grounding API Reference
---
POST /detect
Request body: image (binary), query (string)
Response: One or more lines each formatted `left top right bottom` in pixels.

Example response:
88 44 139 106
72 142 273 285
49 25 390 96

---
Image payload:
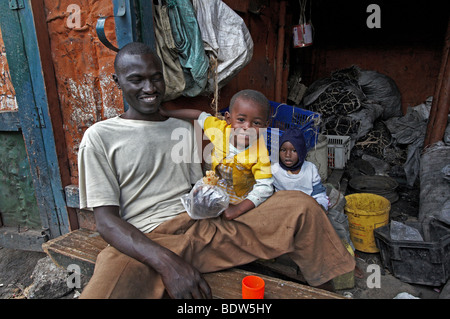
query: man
78 42 355 299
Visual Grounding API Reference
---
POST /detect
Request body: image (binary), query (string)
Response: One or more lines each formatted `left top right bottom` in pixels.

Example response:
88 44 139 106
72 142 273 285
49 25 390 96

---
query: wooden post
424 18 450 147
31 0 79 231
0 0 73 237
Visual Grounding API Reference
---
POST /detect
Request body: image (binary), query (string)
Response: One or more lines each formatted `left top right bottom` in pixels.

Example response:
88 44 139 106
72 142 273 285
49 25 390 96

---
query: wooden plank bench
203 269 343 299
42 228 344 299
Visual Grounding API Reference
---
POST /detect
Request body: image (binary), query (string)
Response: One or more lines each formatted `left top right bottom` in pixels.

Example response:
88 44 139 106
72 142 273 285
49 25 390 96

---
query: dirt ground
0 247 47 299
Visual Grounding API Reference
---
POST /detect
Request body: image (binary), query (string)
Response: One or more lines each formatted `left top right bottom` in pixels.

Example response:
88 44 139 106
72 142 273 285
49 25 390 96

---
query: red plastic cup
242 275 265 299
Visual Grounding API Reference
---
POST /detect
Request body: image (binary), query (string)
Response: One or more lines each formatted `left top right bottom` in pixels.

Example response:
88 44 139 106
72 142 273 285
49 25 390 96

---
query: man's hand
94 206 212 299
159 251 212 299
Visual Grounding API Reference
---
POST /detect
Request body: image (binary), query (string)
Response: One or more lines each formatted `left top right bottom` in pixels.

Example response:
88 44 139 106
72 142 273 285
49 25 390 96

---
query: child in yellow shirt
160 89 273 220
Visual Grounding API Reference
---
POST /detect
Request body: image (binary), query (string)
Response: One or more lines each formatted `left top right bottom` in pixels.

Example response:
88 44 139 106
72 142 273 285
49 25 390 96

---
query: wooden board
204 269 344 299
42 228 107 276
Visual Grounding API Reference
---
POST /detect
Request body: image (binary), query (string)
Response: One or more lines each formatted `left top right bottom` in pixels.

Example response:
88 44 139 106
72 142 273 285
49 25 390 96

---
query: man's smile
139 95 157 103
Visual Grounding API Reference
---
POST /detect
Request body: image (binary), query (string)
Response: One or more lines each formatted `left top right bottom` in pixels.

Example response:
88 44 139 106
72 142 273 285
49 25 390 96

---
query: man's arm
93 205 212 299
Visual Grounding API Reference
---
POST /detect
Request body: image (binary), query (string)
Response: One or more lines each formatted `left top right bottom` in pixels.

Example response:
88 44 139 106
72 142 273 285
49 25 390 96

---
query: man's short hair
229 89 271 121
114 42 159 73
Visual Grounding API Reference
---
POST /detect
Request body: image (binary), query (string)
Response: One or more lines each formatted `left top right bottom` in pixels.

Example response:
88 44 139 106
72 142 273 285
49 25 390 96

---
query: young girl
160 89 274 220
271 128 329 211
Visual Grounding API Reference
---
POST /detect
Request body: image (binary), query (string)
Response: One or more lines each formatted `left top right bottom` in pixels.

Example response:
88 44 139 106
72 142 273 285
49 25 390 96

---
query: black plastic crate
374 219 450 286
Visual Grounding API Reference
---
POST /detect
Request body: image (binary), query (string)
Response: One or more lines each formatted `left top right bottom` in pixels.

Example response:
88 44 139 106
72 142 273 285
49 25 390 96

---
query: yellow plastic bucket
344 193 390 253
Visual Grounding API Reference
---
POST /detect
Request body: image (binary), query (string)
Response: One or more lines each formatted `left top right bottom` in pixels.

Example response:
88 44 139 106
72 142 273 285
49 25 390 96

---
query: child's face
280 141 299 168
225 97 270 148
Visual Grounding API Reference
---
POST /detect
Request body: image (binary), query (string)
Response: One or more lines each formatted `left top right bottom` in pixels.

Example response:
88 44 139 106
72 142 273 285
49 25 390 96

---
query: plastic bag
181 180 229 220
357 70 402 120
390 221 424 242
192 0 254 91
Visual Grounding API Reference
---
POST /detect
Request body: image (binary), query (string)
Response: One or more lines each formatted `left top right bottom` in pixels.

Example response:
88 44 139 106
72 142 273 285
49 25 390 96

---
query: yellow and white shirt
198 112 273 207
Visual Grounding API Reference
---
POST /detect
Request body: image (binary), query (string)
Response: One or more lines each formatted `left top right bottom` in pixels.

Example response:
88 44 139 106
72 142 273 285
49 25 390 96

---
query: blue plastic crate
221 101 321 153
267 101 321 151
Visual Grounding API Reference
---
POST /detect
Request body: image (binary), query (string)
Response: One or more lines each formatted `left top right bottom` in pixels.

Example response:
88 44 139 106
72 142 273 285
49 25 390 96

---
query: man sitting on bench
77 42 355 299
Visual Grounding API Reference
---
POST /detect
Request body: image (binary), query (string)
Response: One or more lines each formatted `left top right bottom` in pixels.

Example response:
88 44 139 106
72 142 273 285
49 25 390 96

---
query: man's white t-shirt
78 116 202 233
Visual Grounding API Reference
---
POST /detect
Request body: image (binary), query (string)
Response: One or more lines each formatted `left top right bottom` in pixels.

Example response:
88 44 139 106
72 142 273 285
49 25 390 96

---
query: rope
209 54 220 117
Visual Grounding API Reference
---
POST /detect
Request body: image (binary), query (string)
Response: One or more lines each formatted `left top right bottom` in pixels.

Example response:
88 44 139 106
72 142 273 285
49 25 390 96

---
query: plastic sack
419 142 450 222
181 180 229 220
192 0 254 91
357 70 402 120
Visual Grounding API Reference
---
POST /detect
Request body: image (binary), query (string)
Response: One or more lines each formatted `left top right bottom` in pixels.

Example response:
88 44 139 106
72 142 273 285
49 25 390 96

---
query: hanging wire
299 0 306 25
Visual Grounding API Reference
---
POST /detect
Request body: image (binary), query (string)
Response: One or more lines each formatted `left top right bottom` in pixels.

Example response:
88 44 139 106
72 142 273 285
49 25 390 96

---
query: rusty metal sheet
0 26 18 111
44 0 123 184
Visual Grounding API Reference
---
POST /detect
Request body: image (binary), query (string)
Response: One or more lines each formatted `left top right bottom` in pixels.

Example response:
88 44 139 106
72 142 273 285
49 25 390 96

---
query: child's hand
222 204 242 220
222 199 255 220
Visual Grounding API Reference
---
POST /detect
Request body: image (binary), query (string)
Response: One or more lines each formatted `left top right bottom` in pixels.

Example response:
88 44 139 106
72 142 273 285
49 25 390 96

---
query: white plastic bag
192 0 254 91
181 180 229 220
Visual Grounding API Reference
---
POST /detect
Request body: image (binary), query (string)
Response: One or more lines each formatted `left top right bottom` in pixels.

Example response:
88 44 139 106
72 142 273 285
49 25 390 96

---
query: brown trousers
80 191 355 299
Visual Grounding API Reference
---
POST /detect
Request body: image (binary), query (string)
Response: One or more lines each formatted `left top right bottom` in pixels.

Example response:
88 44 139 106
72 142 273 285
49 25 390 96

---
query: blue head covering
279 128 307 172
